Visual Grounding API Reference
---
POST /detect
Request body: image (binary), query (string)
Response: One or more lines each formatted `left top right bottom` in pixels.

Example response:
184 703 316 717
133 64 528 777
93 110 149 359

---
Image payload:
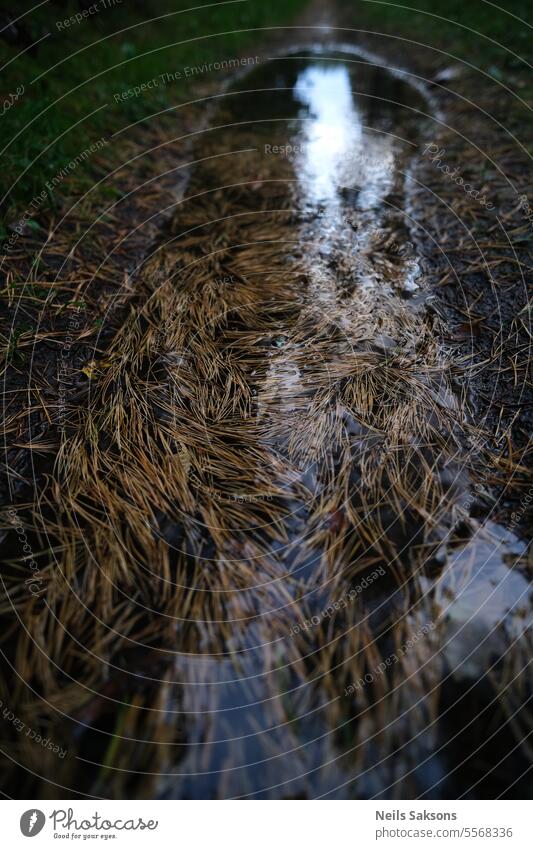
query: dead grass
0 34 531 799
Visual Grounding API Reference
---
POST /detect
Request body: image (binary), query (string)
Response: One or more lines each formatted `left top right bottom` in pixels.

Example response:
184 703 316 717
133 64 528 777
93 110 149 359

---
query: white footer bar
3 800 529 847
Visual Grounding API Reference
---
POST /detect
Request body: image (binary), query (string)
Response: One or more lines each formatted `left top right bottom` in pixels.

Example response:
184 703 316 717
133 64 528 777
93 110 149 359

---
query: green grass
339 0 532 67
0 0 308 224
1 1 529 229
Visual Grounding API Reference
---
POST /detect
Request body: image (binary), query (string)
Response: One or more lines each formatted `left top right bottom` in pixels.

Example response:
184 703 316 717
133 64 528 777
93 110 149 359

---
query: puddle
432 521 531 679
6 47 530 801
123 49 529 799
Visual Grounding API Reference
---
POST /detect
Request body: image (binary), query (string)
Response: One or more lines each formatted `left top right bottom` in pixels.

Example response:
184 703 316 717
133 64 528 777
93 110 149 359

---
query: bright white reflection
294 63 395 209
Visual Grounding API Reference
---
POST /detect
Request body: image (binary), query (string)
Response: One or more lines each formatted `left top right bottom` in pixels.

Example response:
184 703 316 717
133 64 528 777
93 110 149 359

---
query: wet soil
0 22 531 800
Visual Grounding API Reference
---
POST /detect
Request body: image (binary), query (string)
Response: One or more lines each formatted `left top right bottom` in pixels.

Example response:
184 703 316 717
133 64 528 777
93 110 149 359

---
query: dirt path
0 6 531 800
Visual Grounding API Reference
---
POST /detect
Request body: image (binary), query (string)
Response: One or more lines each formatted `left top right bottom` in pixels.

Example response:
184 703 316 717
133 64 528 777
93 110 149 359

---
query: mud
0 45 531 800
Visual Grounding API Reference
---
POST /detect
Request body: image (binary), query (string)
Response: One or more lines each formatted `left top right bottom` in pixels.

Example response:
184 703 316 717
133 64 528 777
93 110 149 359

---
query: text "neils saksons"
376 811 457 821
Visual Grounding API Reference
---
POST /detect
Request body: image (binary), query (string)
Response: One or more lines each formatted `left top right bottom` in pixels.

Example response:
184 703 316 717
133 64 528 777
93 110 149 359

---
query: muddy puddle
2 48 531 800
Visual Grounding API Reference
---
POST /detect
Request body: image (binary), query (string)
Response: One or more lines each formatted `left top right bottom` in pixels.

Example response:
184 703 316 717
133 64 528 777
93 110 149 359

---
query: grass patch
339 0 532 67
0 0 308 224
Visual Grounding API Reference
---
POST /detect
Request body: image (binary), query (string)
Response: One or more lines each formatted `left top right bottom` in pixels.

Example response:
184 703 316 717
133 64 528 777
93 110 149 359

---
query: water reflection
294 64 361 203
433 522 532 678
5 47 530 803
294 62 395 209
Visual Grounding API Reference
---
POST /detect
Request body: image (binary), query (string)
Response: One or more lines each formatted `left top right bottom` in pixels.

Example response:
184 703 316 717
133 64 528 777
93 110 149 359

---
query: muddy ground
0 1 531 799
